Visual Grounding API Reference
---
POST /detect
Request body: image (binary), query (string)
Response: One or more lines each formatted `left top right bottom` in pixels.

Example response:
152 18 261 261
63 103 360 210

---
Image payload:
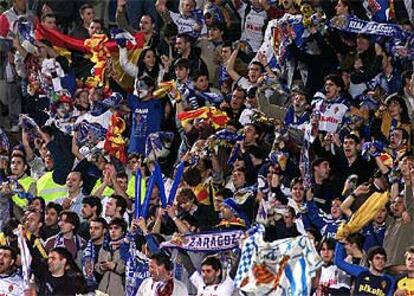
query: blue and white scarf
329 15 407 40
124 231 150 296
161 230 244 252
82 234 110 289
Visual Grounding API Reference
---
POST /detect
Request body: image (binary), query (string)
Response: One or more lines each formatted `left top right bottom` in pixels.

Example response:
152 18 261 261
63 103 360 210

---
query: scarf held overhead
161 230 244 252
336 191 389 240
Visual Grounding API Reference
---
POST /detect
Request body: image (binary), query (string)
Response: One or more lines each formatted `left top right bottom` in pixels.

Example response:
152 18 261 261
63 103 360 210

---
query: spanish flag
35 24 145 91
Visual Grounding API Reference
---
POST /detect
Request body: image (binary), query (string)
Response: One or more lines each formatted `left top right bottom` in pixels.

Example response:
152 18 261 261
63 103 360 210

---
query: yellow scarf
336 191 389 240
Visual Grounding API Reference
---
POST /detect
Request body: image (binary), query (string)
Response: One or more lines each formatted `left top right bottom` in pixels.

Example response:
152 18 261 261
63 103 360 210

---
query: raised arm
226 45 241 82
119 47 139 78
334 243 366 277
116 0 136 34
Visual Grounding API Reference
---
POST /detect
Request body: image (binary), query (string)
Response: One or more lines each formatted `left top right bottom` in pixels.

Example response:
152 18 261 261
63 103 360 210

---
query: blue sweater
335 243 395 296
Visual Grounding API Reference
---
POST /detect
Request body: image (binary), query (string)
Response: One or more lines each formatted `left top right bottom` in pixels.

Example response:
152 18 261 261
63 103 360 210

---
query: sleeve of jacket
314 32 337 61
350 56 382 84
115 7 136 34
145 234 160 255
305 200 326 231
48 131 75 185
113 255 126 275
199 57 209 77
334 243 365 277
119 47 139 78
287 42 313 64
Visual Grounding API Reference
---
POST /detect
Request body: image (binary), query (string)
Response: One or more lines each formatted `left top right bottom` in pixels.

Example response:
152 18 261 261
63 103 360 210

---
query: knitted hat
222 198 250 227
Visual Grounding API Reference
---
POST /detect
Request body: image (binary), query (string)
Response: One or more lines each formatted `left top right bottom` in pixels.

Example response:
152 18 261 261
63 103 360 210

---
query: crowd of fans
0 0 413 295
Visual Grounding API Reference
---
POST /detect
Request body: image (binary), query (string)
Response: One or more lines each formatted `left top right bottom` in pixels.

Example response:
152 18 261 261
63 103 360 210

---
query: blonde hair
179 0 196 14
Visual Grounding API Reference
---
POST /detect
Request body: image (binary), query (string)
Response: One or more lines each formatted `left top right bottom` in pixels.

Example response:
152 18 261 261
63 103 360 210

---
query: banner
161 230 244 252
235 224 322 295
329 15 407 39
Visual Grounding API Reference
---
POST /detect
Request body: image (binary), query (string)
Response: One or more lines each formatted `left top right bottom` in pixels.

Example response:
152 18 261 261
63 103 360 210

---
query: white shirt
240 7 267 52
0 272 25 296
190 271 234 296
102 196 130 225
313 98 348 133
316 264 351 293
75 110 113 129
55 192 84 216
135 278 188 296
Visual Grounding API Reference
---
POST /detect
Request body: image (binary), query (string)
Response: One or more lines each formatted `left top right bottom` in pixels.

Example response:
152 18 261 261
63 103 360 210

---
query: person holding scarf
96 217 127 295
121 217 161 296
44 210 85 260
155 0 206 40
6 153 37 219
128 76 166 155
82 217 109 292
136 252 188 296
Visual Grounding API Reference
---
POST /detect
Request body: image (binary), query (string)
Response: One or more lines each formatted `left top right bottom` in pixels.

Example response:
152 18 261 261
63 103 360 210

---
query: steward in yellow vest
8 155 37 218
37 171 68 203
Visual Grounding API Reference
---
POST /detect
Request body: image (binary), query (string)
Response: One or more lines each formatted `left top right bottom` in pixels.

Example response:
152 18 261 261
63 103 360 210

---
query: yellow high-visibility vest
12 175 36 208
37 171 67 202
